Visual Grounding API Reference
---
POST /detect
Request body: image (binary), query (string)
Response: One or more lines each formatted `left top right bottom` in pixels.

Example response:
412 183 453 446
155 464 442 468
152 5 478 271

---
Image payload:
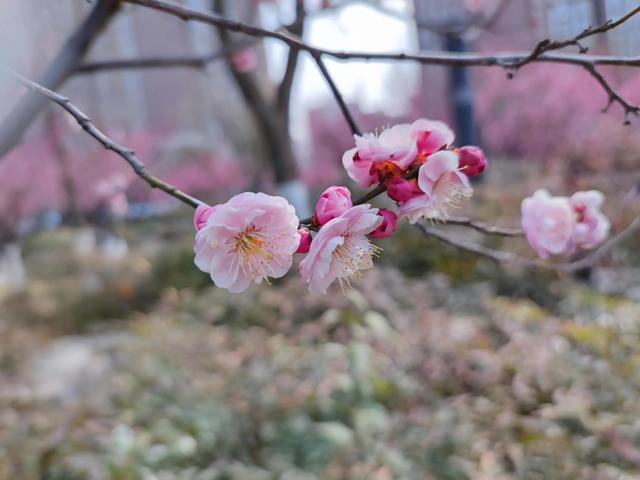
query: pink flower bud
193 204 217 231
385 177 422 202
296 228 312 253
458 146 487 177
314 185 353 225
370 208 398 239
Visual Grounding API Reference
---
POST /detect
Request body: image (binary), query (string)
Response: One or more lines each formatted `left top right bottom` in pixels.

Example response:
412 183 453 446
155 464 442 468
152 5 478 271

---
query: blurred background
1 0 640 479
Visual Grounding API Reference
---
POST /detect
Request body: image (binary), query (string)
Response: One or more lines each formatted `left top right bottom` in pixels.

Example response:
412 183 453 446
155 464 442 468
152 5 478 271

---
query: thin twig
312 53 361 136
418 216 640 273
513 6 640 69
417 224 519 263
443 216 522 236
582 63 640 120
75 52 227 73
3 68 204 209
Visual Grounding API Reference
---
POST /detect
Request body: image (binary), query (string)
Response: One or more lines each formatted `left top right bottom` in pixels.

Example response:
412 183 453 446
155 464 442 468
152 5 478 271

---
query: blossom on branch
569 190 610 249
521 189 610 259
193 192 300 293
299 204 382 294
314 185 353 225
371 208 398 239
342 124 417 187
457 146 488 177
399 151 473 223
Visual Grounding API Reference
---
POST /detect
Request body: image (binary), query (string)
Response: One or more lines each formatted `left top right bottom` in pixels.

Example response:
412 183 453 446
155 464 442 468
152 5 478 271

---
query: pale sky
260 1 420 147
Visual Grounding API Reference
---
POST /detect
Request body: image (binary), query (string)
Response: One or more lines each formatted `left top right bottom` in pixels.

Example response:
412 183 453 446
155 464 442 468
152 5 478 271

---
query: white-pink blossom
521 189 576 258
399 150 472 223
342 124 417 187
194 192 300 293
570 190 610 249
409 119 455 159
299 204 382 294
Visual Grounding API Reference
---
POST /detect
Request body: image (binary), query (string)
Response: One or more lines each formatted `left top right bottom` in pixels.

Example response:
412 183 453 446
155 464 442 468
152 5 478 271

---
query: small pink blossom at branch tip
296 228 312 253
299 204 383 294
314 185 353 225
399 150 472 224
570 190 610 249
458 146 487 177
230 47 258 73
193 192 300 293
193 204 217 231
521 189 576 259
371 209 398 239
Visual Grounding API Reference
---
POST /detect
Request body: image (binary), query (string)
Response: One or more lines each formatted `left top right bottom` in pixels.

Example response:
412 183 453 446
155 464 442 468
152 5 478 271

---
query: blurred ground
2 161 640 480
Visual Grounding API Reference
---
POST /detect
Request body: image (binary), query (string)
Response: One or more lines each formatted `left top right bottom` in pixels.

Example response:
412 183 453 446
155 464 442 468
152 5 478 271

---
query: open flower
342 124 417 187
410 118 455 159
399 150 472 223
194 192 300 293
570 190 610 249
299 204 382 294
521 189 575 259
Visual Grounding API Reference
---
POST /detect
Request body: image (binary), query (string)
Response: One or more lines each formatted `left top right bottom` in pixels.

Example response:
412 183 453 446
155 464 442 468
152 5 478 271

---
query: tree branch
3 68 204 209
311 53 361 136
418 215 640 273
275 0 305 122
442 216 522 236
122 0 640 119
0 0 120 158
213 0 298 184
75 51 230 73
512 5 640 70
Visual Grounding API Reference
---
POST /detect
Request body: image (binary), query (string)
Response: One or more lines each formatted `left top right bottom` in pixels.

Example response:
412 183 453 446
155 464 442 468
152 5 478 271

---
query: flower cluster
521 189 610 259
193 117 611 294
342 119 485 223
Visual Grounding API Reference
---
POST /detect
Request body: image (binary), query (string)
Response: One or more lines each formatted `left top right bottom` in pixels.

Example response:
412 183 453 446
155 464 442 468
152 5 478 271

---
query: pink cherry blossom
314 185 353 225
296 227 312 254
570 190 610 249
521 189 576 259
193 204 218 231
370 208 398 239
299 204 383 294
458 146 488 177
399 151 472 223
194 192 300 293
342 124 417 187
409 119 455 158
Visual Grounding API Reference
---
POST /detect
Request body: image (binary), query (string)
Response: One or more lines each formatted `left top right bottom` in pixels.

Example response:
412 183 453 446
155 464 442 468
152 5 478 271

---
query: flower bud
314 185 353 225
385 177 422 202
296 228 312 253
458 146 487 177
193 204 217 231
370 208 398 239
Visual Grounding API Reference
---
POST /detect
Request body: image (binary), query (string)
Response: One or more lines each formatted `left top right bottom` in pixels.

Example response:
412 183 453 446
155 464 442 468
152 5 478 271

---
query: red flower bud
458 146 487 177
370 208 398 239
